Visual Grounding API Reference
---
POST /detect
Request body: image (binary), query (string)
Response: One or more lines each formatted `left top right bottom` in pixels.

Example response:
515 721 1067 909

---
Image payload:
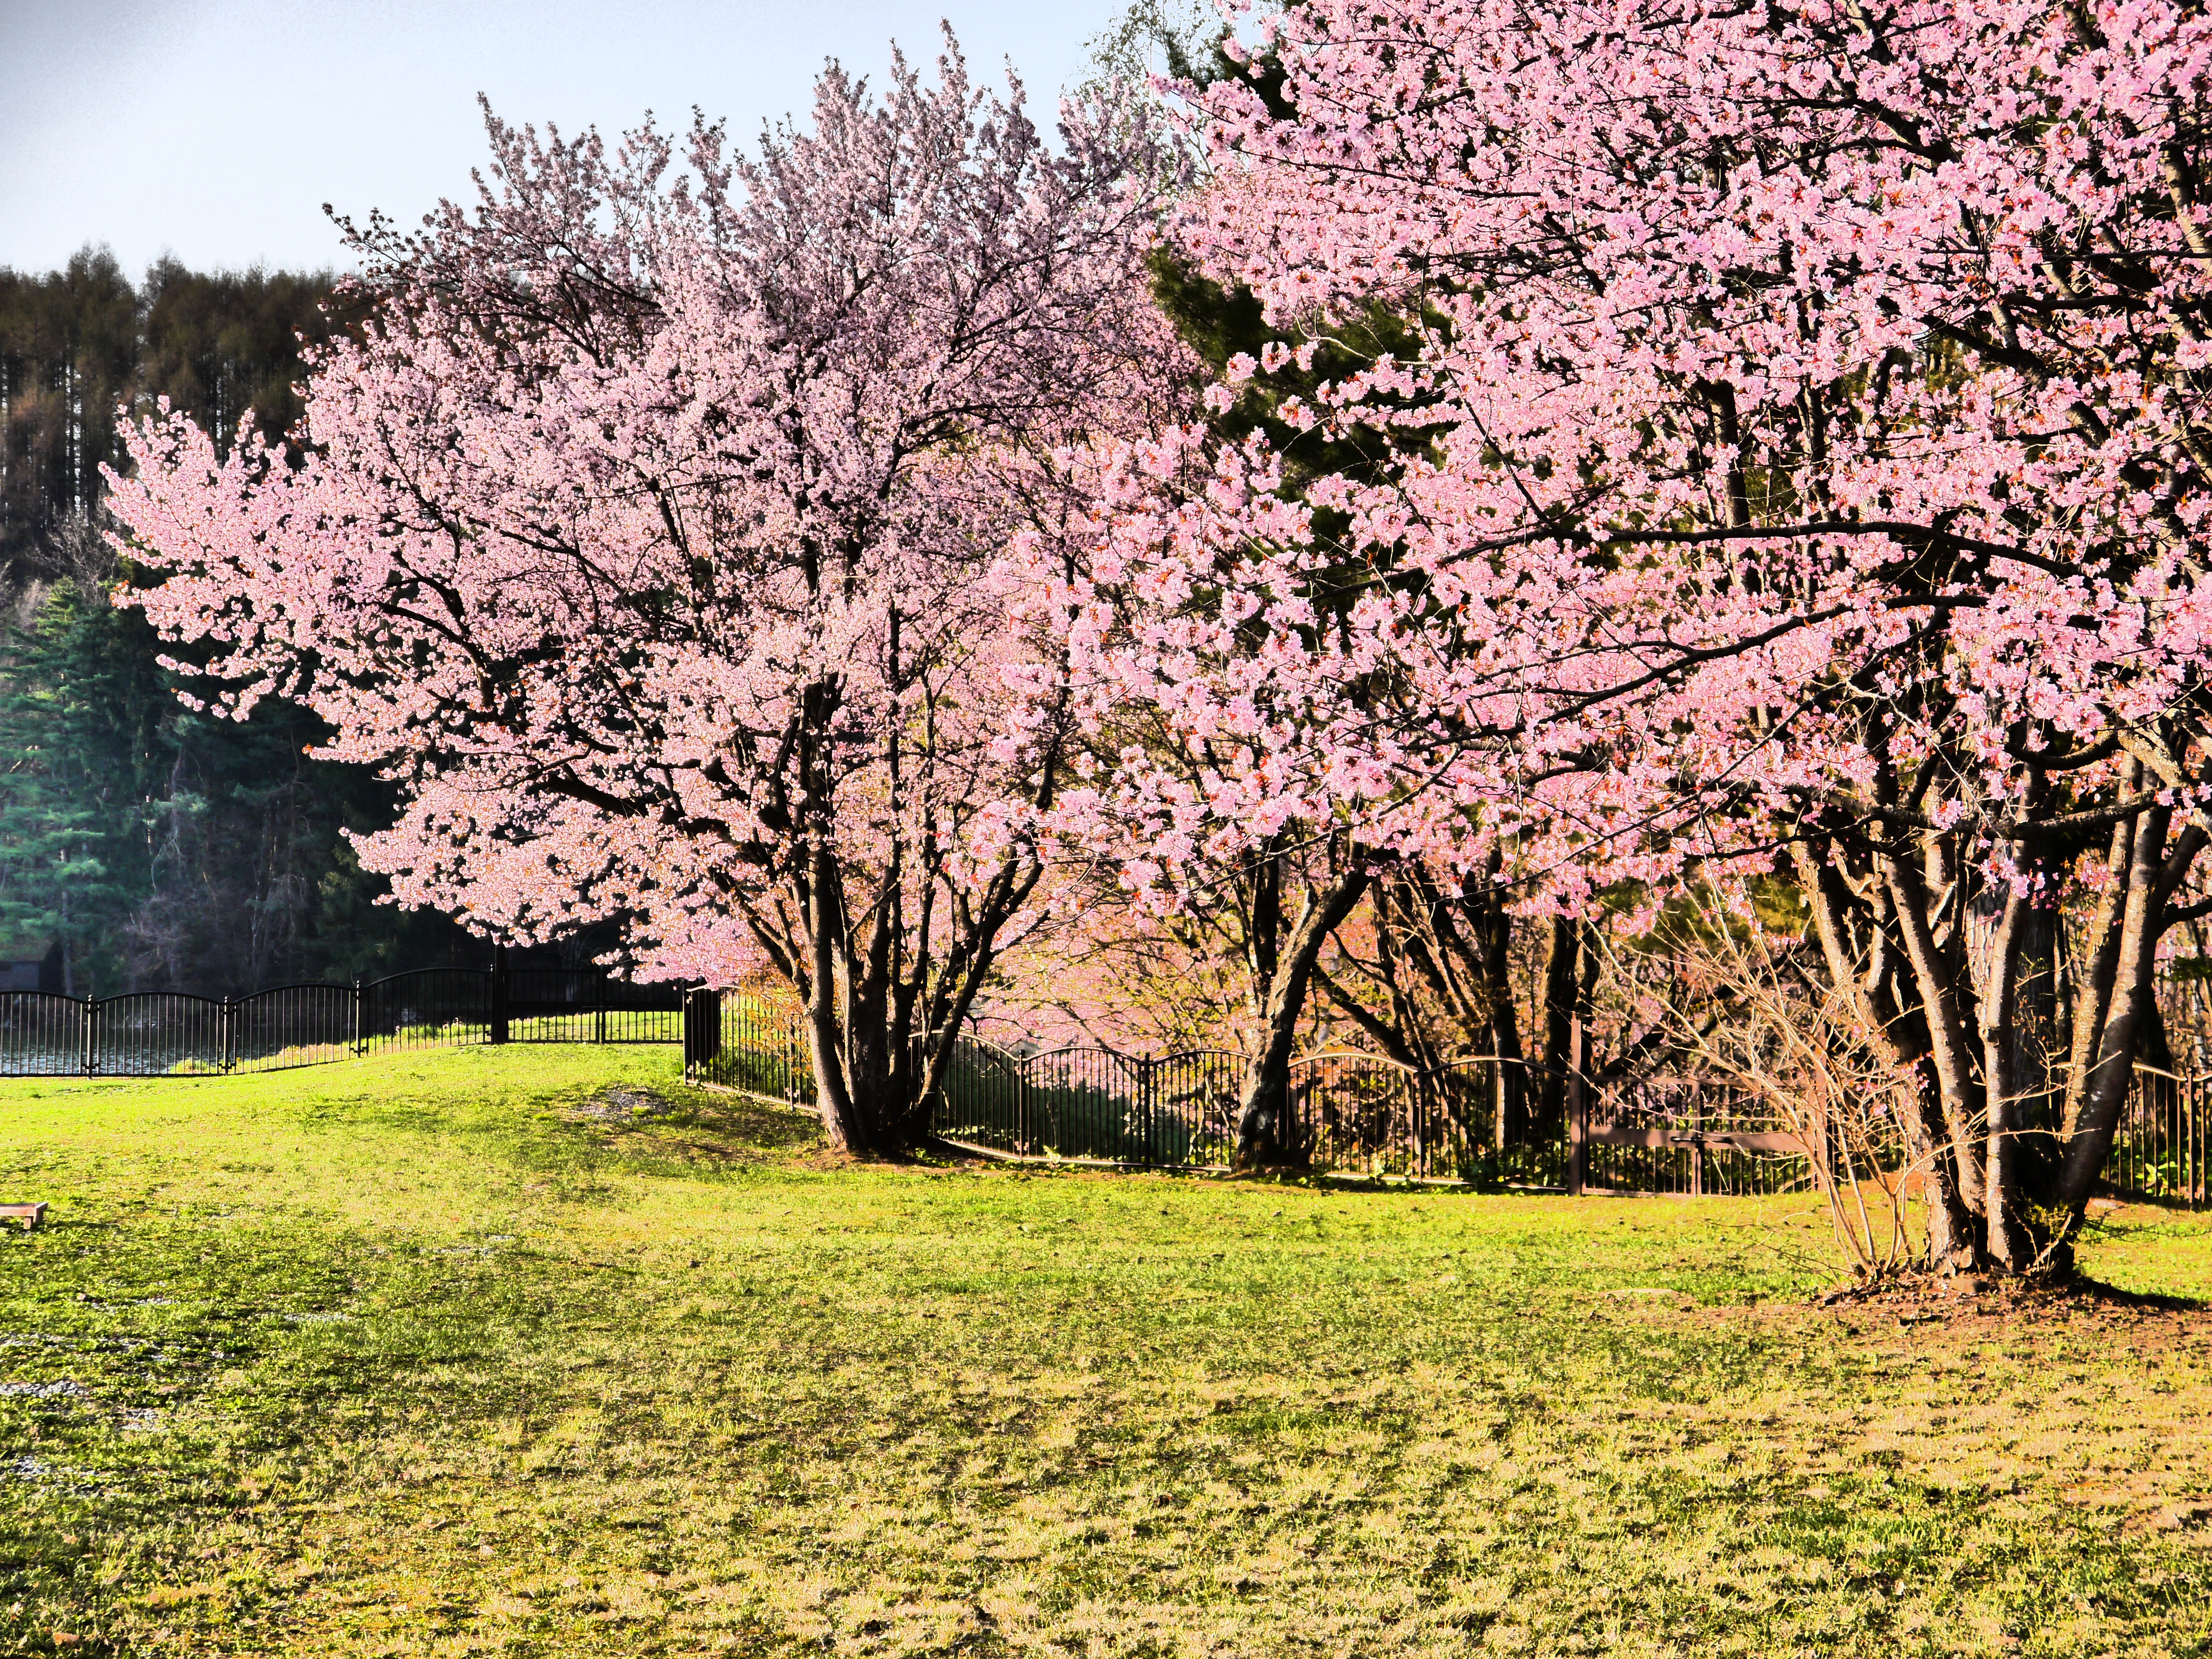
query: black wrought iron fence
1582 1071 1814 1197
1288 1051 1575 1185
45 967 2189 1207
683 988 814 1105
2112 1066 2212 1205
923 1038 1824 1191
934 1036 1245 1166
678 994 1825 1194
0 962 687 1078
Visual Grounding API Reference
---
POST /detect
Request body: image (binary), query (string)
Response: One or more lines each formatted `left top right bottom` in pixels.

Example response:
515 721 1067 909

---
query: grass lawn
0 1048 2205 1657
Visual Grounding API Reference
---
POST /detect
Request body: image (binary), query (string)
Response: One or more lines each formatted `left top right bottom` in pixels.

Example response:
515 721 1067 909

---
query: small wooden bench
0 1203 47 1232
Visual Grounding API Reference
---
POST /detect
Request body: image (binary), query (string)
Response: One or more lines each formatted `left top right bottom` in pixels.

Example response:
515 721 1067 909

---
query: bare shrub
1624 917 1932 1277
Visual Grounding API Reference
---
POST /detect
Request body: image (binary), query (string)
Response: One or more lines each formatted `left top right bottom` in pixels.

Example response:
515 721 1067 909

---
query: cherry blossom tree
1041 0 2212 1266
108 36 1187 1155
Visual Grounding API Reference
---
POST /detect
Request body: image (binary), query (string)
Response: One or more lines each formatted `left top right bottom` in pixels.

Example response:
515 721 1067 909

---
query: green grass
0 1047 2205 1656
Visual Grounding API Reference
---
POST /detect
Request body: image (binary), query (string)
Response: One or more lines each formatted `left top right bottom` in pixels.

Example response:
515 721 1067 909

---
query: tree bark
1974 873 2039 1269
2055 806 2193 1222
2059 803 2138 1147
1233 860 1372 1168
1537 915 1587 1142
1880 837 1988 1267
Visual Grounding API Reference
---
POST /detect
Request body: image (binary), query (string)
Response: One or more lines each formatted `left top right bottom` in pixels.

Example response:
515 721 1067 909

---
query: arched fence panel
89 994 225 1077
1286 1053 1565 1184
228 983 356 1071
930 1039 1244 1166
505 969 686 1045
931 1036 1039 1155
682 988 814 1106
1582 1072 1817 1198
361 969 493 1049
0 993 89 1076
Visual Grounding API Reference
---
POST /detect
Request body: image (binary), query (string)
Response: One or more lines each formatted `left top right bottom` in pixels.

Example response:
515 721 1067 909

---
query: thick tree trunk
1536 916 1587 1142
2059 806 2138 1150
1973 875 2039 1269
1470 883 1532 1140
809 1010 867 1154
1234 863 1371 1169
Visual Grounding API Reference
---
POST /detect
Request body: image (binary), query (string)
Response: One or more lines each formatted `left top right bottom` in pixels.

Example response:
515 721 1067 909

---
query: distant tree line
0 247 490 996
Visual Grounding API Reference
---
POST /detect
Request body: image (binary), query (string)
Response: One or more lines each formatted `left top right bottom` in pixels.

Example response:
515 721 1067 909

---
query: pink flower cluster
109 38 1187 989
1024 0 2212 916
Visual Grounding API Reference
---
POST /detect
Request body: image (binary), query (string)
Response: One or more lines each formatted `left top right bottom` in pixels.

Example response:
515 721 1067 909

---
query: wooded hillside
0 249 480 995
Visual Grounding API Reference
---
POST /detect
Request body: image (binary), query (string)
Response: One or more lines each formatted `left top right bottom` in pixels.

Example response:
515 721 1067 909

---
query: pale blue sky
0 0 1128 277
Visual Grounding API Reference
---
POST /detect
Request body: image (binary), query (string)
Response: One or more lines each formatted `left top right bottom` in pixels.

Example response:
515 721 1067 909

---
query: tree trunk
1880 839 1988 1269
1233 862 1371 1169
2055 808 2197 1227
2059 805 2138 1149
1536 916 1586 1142
1476 891 1532 1142
1800 845 1976 1266
1972 874 2039 1269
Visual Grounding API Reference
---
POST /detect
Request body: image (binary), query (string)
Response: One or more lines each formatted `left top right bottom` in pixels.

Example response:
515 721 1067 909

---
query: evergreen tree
0 583 162 993
0 250 481 994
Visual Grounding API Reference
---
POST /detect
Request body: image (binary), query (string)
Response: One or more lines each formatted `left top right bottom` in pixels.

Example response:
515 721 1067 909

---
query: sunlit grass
0 1046 2204 1656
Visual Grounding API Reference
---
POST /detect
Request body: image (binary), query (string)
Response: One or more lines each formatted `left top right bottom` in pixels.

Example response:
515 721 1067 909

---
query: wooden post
1566 1014 1587 1196
1811 1094 1830 1199
490 944 510 1046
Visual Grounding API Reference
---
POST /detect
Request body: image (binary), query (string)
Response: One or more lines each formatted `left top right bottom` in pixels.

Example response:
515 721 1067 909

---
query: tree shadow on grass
569 1085 825 1166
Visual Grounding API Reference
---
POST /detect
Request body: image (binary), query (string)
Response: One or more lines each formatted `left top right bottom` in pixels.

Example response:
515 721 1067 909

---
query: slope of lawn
0 1046 2204 1657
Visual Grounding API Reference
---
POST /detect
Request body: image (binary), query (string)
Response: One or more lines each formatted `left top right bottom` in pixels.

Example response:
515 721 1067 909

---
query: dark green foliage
0 250 139 579
0 584 478 996
0 249 479 996
137 260 358 460
0 586 166 993
0 245 342 596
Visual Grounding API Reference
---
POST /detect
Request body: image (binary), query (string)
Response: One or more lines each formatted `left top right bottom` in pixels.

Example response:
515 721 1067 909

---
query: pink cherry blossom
1033 0 2212 1250
108 33 1191 1155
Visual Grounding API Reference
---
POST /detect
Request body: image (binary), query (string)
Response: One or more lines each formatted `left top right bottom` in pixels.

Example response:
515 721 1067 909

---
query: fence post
352 976 364 1057
684 987 723 1083
1566 1014 1587 1197
1811 1094 1830 1199
595 969 607 1047
490 944 510 1045
1690 1087 1705 1197
220 997 234 1074
2185 1079 2203 1212
81 997 96 1079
